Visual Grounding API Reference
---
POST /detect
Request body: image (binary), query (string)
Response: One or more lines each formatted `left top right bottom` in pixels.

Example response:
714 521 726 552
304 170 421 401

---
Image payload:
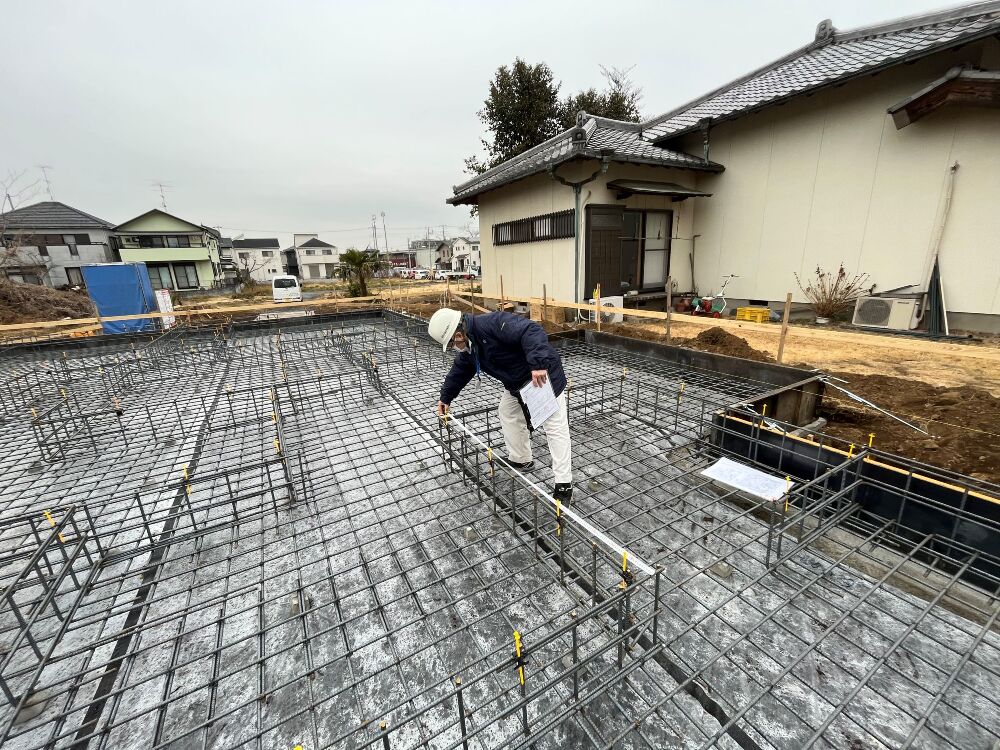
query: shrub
794 264 874 319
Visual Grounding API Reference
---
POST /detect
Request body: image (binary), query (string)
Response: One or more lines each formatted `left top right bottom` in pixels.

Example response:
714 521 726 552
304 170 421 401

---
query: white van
272 275 302 303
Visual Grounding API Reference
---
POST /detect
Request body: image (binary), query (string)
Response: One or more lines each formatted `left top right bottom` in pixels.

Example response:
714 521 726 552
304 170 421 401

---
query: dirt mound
688 326 774 362
819 372 1000 484
0 280 95 325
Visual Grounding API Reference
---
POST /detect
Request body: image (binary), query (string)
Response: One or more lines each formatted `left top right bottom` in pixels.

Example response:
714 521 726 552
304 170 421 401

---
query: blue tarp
82 263 158 335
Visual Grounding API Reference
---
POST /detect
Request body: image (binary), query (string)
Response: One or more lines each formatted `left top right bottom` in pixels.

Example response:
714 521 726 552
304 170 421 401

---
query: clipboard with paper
518 375 559 429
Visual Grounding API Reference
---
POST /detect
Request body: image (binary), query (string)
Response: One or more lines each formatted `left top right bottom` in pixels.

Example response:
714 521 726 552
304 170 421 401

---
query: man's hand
531 370 548 387
437 400 450 417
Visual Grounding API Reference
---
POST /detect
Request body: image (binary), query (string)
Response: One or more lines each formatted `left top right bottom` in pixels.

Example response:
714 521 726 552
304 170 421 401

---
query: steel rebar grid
0 311 997 749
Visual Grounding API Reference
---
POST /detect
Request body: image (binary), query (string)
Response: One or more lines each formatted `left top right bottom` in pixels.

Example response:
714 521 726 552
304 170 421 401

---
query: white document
519 376 559 429
700 457 793 502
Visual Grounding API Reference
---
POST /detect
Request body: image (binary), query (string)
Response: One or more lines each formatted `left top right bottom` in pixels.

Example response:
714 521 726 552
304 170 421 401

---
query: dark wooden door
586 206 623 299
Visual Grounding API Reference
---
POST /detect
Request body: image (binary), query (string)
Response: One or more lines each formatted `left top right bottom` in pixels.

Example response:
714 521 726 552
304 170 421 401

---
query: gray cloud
3 0 953 250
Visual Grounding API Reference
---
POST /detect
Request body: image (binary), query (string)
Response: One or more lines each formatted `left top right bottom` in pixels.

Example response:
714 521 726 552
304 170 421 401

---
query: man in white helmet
428 307 572 501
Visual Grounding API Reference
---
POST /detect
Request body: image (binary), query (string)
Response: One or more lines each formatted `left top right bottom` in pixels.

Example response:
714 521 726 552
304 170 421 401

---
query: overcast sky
3 0 964 251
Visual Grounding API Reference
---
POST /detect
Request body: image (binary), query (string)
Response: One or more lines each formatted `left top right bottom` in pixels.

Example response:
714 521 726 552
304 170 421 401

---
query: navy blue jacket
440 312 567 405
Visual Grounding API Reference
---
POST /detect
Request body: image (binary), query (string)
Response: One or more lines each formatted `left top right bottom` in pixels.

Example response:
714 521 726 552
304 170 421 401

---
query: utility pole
381 211 389 256
371 215 378 253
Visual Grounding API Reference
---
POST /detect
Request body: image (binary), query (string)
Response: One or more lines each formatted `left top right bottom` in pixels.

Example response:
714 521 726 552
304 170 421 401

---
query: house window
585 207 673 295
173 263 199 289
63 234 77 245
138 236 165 248
74 234 90 244
493 209 574 246
148 263 173 290
238 252 250 260
262 250 274 258
65 267 84 286
43 234 63 245
305 249 315 256
38 246 50 258
166 236 191 248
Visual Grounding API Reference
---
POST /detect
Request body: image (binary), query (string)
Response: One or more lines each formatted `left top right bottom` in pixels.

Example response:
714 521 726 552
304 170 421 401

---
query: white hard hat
428 308 462 352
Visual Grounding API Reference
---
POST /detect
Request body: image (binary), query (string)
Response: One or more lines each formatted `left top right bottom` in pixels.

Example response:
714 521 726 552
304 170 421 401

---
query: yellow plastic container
735 306 771 323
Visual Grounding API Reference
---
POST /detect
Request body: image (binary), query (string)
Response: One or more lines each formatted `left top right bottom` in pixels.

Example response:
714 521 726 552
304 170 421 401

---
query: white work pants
497 390 572 484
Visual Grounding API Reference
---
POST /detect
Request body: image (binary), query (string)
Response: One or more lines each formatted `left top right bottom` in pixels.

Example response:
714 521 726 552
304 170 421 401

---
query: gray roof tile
0 201 113 229
643 2 1000 142
449 117 721 205
233 238 280 249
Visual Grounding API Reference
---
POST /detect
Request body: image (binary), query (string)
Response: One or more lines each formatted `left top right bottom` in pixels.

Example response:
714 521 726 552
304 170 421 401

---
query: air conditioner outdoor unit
584 295 624 323
852 296 919 330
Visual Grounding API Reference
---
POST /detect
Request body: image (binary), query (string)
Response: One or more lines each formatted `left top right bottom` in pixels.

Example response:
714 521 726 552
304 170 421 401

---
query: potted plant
794 264 874 324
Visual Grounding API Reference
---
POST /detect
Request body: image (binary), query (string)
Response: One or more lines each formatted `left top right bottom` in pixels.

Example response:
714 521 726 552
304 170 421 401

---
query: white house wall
477 171 576 302
9 228 113 286
235 248 283 282
686 40 1000 323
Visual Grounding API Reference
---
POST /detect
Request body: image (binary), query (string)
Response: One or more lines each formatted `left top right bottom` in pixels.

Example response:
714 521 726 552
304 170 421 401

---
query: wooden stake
446 276 451 307
777 292 793 363
500 275 505 311
665 275 672 343
542 283 548 323
595 283 602 333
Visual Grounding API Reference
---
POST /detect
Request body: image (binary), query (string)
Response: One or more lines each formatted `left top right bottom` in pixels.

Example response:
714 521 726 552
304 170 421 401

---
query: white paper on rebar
701 457 792 502
519 376 559 429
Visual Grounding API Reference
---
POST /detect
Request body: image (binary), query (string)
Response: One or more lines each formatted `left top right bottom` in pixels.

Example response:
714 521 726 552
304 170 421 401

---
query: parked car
272 275 302 303
412 269 430 280
434 270 450 280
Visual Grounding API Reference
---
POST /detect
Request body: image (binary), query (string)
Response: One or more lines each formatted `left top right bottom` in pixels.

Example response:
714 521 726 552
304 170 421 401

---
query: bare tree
1 170 50 285
235 251 269 287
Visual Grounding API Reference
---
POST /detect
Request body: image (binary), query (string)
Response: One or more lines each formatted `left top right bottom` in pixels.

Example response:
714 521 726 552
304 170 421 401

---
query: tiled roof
298 237 335 248
233 238 280 249
448 116 722 205
1 201 113 229
643 1 1000 142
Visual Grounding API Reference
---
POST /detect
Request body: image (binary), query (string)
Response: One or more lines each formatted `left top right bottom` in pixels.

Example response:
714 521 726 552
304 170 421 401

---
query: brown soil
577 322 774 362
0 280 95 325
817 373 1000 484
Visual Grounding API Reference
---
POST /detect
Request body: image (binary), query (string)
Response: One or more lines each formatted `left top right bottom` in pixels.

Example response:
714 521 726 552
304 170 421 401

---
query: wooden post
777 292 793 363
542 284 548 324
665 276 672 342
446 276 451 307
500 275 505 311
595 283 602 332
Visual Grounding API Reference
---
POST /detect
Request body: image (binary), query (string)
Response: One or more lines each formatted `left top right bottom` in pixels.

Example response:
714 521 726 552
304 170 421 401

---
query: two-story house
113 209 222 291
450 237 481 273
0 201 115 287
294 235 338 279
231 238 282 282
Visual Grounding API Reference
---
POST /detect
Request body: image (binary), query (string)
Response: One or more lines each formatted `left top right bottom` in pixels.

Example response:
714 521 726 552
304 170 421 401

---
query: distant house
294 236 338 279
0 201 115 286
387 251 416 269
449 2 1000 332
407 238 440 269
231 238 282 282
450 237 481 272
434 240 454 270
113 209 222 291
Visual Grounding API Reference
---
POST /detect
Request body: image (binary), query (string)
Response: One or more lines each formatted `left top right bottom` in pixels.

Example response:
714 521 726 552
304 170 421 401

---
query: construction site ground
3 278 998 482
1 310 997 750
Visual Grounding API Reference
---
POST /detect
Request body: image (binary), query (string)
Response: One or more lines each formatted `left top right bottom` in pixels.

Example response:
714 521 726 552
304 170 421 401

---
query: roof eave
447 151 723 205
650 30 1000 145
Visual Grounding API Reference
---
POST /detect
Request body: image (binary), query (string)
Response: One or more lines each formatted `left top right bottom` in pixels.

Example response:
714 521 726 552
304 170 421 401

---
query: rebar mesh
0 310 996 750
